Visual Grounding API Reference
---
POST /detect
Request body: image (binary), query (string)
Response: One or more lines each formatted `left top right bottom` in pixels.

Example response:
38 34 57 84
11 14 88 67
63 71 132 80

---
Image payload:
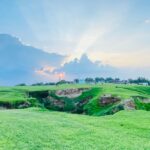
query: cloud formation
35 66 65 81
145 19 150 24
56 54 118 80
0 34 66 85
1 34 150 85
37 54 150 81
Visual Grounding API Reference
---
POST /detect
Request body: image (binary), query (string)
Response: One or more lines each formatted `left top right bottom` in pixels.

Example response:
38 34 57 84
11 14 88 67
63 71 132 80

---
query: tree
16 83 26 86
114 78 120 83
95 77 105 83
31 82 44 86
74 79 79 84
85 78 94 83
105 77 114 83
56 80 68 85
128 77 150 84
45 82 55 85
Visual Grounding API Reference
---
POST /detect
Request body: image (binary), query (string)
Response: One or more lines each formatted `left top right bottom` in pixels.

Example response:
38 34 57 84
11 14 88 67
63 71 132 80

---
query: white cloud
0 34 67 85
56 54 118 80
145 19 150 24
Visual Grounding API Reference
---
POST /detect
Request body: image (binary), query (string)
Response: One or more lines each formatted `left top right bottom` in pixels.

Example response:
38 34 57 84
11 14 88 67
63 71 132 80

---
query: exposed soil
55 88 90 98
28 88 92 114
100 94 121 106
122 99 136 110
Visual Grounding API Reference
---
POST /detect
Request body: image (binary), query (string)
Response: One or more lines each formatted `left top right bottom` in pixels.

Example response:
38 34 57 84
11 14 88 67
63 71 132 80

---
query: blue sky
0 0 150 67
0 0 150 84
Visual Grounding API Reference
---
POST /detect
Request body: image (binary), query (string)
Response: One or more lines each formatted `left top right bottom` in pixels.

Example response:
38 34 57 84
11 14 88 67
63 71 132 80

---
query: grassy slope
0 84 96 103
0 84 150 114
1 83 150 103
84 84 150 115
0 108 150 150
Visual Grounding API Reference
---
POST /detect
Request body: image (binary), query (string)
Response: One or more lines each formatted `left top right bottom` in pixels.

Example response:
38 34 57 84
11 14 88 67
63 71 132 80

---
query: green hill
0 84 150 149
0 84 150 116
0 108 150 150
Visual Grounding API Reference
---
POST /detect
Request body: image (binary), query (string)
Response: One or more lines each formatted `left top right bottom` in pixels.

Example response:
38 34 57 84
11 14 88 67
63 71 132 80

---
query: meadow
0 84 150 114
0 108 150 150
0 84 150 150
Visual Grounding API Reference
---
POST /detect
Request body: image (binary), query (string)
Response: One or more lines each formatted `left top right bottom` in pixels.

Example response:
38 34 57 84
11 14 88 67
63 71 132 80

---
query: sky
0 0 150 84
0 0 150 67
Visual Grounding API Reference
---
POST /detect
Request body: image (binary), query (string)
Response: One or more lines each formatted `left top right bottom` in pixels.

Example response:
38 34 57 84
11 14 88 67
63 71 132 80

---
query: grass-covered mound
0 84 93 104
0 108 150 150
0 84 150 115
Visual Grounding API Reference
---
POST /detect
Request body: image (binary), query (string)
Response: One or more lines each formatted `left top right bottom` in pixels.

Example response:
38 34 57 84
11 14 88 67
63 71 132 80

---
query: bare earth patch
55 88 90 98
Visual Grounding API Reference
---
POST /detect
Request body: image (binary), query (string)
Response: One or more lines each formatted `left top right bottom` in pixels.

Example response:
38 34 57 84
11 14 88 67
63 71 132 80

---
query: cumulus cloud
56 54 118 80
35 66 65 81
0 34 66 85
36 54 150 81
35 66 55 74
1 34 149 85
34 54 119 81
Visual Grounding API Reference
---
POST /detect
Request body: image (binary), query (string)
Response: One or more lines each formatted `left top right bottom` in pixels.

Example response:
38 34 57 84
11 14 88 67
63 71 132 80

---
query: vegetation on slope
0 84 150 116
0 108 150 150
0 84 150 149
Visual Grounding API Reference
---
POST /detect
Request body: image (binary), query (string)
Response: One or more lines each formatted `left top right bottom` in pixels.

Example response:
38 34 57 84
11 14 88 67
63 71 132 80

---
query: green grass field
0 84 150 149
1 83 150 113
0 108 150 150
1 83 150 102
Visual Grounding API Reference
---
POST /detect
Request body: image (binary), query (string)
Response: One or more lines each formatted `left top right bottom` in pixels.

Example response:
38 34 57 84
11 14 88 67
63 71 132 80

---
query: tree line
74 77 150 84
16 77 150 86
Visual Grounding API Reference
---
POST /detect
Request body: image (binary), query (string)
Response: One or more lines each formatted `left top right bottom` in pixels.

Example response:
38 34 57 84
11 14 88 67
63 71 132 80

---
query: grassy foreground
0 108 150 150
